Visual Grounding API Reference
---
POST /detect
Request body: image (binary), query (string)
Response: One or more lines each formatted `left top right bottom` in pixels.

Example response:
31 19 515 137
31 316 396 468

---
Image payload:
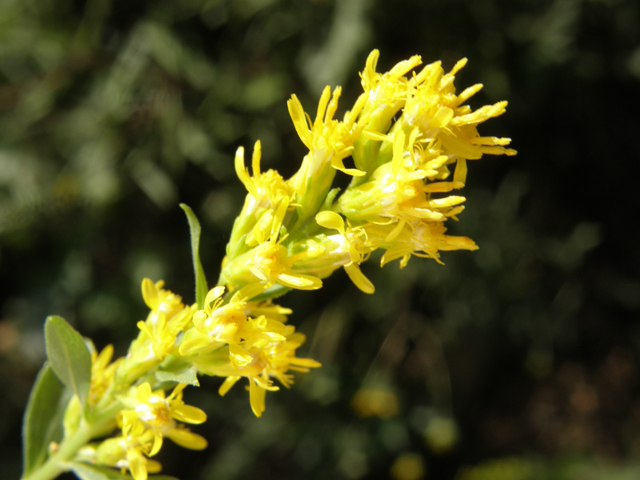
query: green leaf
44 315 92 409
156 365 200 387
70 462 178 480
180 203 208 310
22 364 71 476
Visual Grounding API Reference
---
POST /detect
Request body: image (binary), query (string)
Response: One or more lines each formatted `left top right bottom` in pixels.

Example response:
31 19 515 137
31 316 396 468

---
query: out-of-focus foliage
1 0 639 479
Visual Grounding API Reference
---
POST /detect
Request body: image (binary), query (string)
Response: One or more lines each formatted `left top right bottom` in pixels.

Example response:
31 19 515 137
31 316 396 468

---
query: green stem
21 402 122 480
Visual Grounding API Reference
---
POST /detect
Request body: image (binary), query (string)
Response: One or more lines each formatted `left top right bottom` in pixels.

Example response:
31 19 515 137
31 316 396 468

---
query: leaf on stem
180 204 208 310
44 315 92 410
22 364 71 476
156 365 200 387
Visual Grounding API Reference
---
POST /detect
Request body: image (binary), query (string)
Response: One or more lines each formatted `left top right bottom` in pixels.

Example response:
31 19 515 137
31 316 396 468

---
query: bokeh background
2 0 640 479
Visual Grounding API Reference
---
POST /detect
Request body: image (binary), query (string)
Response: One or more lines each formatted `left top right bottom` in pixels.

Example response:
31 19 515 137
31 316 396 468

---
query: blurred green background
2 0 640 479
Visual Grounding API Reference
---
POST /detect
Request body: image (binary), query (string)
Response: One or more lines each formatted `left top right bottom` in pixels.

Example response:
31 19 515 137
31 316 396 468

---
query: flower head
217 322 321 417
95 423 162 480
119 382 207 455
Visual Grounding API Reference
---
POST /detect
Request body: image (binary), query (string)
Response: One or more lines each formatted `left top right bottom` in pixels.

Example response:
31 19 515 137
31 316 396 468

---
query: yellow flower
195 316 320 418
287 85 369 229
96 424 162 480
64 344 122 436
227 141 295 261
235 140 293 214
220 201 324 292
314 211 375 294
116 280 194 384
288 86 367 179
340 128 467 225
119 383 208 454
141 278 187 322
137 279 194 360
179 286 247 355
402 56 517 160
353 50 422 172
87 344 121 405
243 299 292 324
366 220 478 268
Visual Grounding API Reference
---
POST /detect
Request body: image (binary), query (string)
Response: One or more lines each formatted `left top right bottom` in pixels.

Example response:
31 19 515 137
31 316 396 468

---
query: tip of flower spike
361 49 381 90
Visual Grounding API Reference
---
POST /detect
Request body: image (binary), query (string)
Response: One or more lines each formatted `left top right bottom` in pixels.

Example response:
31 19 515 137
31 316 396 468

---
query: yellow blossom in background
351 388 399 419
390 453 425 480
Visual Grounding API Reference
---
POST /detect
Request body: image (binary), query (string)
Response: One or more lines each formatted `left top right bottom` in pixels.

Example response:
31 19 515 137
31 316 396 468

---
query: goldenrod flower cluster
221 49 515 295
31 50 514 480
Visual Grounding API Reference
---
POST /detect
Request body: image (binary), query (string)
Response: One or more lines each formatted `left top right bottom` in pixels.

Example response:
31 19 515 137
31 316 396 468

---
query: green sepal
22 363 72 477
69 462 179 480
44 315 92 412
155 355 200 387
180 203 208 310
322 188 341 211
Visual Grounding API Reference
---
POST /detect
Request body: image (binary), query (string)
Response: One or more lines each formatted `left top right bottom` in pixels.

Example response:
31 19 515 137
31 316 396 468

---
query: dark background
2 0 640 479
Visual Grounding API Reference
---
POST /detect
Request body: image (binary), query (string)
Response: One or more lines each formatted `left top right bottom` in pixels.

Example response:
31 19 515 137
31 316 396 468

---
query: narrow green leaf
180 203 208 310
70 462 178 480
22 364 71 476
45 315 92 409
156 365 200 387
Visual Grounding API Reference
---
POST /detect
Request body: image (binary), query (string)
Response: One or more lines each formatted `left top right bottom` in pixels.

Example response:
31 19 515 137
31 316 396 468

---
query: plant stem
21 402 122 480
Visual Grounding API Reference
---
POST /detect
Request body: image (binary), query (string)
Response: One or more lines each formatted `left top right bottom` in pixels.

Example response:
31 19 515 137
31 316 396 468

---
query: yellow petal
391 129 405 175
439 133 483 160
290 357 322 369
453 158 467 186
171 404 207 424
150 432 163 457
168 383 187 401
287 95 312 149
249 379 266 418
127 449 148 480
344 264 375 294
135 383 152 404
204 286 225 310
429 106 454 129
219 376 241 396
251 140 262 177
384 220 406 243
137 321 154 341
331 157 365 177
166 428 208 450
277 273 322 290
231 282 267 303
315 211 345 233
235 147 258 198
141 278 158 310
94 344 114 370
146 460 162 474
229 344 252 366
